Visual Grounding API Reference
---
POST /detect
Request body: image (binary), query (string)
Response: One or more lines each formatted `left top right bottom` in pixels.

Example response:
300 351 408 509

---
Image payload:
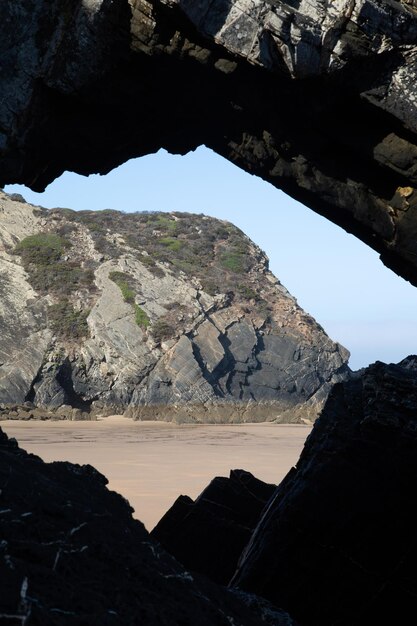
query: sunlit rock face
0 191 349 422
0 0 417 284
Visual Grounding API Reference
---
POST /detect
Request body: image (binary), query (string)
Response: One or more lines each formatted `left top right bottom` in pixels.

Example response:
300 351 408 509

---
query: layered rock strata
0 1 417 285
0 191 349 421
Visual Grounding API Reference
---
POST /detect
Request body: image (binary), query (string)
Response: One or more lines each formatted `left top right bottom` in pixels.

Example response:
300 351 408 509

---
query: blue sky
6 146 417 370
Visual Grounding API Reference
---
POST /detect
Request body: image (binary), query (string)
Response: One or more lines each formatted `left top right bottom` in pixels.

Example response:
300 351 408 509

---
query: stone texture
231 357 417 625
0 192 349 422
151 469 277 585
0 426 296 626
0 196 52 404
0 1 417 284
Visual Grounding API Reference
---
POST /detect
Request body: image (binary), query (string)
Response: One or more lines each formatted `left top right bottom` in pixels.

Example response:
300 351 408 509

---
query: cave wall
1 0 417 284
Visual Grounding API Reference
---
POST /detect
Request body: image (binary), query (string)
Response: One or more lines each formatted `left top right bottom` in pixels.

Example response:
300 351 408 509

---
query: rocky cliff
0 0 417 286
0 191 349 421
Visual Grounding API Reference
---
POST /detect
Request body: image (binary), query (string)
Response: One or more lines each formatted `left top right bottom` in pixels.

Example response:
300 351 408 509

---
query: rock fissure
190 340 225 398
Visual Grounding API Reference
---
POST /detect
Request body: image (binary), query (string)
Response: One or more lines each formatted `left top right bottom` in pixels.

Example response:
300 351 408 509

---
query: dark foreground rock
231 357 417 625
151 469 276 585
0 428 296 626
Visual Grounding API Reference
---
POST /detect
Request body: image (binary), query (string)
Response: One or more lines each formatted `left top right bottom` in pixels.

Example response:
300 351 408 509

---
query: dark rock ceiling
0 0 417 284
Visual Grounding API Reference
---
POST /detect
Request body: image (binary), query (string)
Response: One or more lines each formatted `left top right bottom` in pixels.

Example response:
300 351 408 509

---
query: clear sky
5 146 417 370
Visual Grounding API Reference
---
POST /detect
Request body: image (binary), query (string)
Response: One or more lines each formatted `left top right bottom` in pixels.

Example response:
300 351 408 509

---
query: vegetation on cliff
1 197 349 421
13 231 94 340
59 209 265 302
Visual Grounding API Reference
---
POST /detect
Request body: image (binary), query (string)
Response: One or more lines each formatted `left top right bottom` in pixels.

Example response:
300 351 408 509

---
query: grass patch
171 259 198 275
109 271 135 304
109 271 150 330
140 255 156 267
135 305 150 329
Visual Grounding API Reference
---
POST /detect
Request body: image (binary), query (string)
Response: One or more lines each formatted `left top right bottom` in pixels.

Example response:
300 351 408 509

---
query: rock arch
0 0 417 283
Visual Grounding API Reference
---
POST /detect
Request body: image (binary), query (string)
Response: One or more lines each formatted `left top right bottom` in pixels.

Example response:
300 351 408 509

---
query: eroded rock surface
0 427 296 626
0 191 349 422
0 0 417 284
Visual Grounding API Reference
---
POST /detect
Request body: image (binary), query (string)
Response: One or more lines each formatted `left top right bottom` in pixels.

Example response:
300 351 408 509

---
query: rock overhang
0 0 417 285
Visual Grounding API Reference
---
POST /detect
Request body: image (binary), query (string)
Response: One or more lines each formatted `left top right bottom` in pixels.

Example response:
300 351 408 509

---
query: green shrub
51 208 75 217
30 264 94 295
219 252 246 274
237 284 259 300
159 237 183 252
135 305 150 329
152 318 175 343
201 279 220 296
171 259 197 274
14 233 70 265
48 300 90 339
14 234 95 296
155 215 177 232
140 255 156 267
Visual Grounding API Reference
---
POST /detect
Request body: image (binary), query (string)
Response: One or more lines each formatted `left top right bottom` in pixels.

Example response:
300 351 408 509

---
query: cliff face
0 191 349 421
0 0 417 285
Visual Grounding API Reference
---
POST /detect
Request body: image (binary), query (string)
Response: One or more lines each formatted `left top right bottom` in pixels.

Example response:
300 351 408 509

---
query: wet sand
1 416 312 530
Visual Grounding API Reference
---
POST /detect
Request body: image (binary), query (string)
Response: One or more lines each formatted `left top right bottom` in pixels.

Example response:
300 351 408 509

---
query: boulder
151 469 276 584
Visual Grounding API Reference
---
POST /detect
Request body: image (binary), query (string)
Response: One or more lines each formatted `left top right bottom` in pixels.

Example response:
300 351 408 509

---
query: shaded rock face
0 427 296 626
151 469 277 585
229 357 417 625
1 1 417 284
0 191 349 421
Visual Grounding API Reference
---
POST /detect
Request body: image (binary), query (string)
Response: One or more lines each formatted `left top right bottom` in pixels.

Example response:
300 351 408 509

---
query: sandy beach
1 416 311 530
